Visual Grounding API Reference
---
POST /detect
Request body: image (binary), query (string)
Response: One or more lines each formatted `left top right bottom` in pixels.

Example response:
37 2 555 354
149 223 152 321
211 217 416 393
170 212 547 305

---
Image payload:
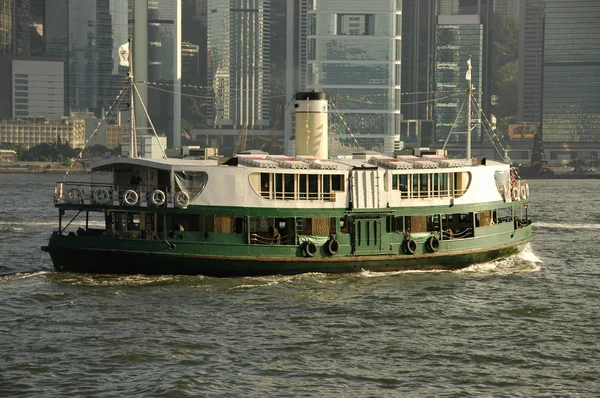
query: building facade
0 116 88 149
207 0 271 130
517 0 544 125
0 0 15 55
302 0 402 154
0 57 65 121
541 0 600 150
434 15 483 147
44 0 129 121
129 0 182 150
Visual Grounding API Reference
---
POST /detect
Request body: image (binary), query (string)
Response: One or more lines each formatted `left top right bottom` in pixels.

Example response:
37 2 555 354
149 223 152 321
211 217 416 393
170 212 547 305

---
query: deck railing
54 181 178 208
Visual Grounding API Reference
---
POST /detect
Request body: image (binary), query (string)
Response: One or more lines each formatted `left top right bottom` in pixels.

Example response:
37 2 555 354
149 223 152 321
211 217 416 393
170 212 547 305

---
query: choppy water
1 173 599 396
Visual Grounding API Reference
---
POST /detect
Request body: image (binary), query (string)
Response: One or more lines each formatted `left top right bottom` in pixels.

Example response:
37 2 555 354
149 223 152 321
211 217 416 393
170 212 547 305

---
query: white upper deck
85 151 518 210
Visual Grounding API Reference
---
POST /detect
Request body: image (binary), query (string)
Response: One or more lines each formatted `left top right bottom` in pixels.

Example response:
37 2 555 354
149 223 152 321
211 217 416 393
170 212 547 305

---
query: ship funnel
294 92 328 159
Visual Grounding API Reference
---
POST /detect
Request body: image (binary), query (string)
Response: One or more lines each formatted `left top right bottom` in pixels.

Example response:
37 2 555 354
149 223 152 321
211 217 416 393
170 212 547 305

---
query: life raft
67 188 83 204
511 186 519 201
175 191 190 208
150 189 166 206
93 188 110 205
123 189 139 206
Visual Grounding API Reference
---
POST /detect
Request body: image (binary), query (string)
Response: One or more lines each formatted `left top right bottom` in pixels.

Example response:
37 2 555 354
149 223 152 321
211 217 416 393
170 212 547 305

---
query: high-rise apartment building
301 0 402 154
541 0 600 148
207 0 271 129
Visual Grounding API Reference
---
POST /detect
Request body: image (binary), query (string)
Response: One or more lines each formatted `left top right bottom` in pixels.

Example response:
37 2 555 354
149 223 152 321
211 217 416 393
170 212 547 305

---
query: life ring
511 186 519 201
150 189 166 206
175 191 190 208
303 241 318 257
525 182 530 198
123 189 139 206
520 185 527 200
67 188 83 204
93 188 110 205
405 238 417 255
427 236 440 252
326 238 339 255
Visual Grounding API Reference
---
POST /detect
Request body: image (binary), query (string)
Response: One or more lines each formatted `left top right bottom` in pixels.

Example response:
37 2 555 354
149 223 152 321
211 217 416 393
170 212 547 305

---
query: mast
466 55 472 160
128 39 137 158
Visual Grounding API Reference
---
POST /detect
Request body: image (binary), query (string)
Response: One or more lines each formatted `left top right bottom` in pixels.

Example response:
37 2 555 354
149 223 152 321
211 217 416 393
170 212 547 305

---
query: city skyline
0 0 598 163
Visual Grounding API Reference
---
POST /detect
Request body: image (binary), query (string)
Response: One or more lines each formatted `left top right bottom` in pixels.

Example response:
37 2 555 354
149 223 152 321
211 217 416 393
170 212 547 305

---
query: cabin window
168 214 201 232
252 173 343 201
284 174 295 199
386 215 404 233
174 171 208 201
249 217 293 245
260 173 270 198
299 174 308 199
275 174 283 199
308 175 318 199
419 174 428 198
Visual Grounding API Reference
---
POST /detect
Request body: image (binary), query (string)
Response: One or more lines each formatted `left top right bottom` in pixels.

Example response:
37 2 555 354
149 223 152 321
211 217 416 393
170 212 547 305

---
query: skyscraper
541 0 600 151
44 0 129 120
434 15 483 146
303 0 402 154
0 0 15 55
517 0 544 125
207 0 271 129
130 0 182 149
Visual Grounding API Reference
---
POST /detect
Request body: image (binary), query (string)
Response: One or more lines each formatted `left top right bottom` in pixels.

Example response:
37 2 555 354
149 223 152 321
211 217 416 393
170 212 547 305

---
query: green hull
43 228 532 277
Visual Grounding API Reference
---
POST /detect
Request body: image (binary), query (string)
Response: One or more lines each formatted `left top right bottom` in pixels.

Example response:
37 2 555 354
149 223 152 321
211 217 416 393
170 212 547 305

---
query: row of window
257 173 345 201
390 172 470 199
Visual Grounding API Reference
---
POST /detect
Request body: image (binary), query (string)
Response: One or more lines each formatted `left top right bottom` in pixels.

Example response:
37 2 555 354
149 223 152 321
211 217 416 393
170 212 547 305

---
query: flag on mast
465 55 472 81
118 42 129 67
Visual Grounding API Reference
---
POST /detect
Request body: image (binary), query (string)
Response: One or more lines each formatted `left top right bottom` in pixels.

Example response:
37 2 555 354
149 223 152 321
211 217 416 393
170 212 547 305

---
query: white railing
54 181 178 208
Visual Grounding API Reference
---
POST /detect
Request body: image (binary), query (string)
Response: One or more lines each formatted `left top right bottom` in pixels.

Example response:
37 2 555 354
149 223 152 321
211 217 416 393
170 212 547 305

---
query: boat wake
456 244 541 275
0 270 51 282
533 221 600 230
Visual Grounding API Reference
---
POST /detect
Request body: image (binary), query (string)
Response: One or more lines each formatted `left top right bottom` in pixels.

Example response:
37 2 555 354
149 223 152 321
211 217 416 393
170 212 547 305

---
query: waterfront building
0 0 15 55
494 0 520 23
434 15 483 148
121 134 168 159
517 0 543 126
0 57 64 121
0 115 88 149
129 0 182 150
541 0 600 160
207 0 271 130
301 0 402 155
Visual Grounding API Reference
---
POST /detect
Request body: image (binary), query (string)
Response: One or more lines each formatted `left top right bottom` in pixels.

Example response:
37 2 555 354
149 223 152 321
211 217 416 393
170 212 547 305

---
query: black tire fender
405 238 417 255
427 236 440 252
326 239 339 255
303 241 318 257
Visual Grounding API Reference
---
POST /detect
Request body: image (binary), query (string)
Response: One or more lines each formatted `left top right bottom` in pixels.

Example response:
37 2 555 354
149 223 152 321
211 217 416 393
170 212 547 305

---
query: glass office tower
434 15 482 145
129 0 182 149
542 0 600 143
207 0 271 129
306 0 402 154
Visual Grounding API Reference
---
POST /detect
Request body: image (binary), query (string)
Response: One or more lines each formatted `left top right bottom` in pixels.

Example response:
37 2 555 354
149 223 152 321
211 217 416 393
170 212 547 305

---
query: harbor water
1 173 598 396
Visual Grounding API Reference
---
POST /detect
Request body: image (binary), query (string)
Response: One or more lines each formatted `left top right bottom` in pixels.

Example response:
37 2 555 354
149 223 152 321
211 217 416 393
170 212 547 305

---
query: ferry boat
42 90 533 276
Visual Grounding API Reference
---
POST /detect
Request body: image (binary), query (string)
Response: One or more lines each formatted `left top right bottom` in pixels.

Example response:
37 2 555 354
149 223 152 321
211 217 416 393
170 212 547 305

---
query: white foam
534 221 600 230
